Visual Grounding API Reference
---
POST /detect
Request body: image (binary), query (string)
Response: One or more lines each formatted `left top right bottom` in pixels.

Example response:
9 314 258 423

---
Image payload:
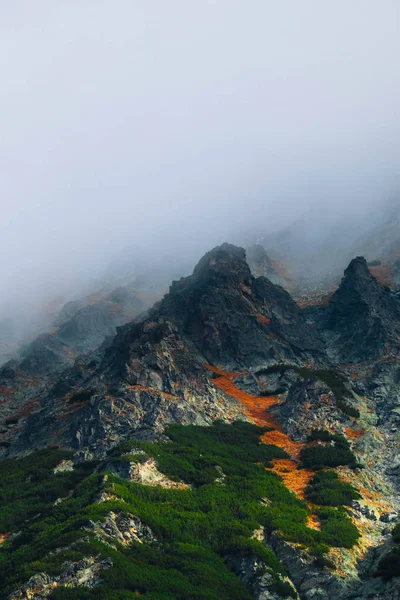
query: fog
1 1 400 323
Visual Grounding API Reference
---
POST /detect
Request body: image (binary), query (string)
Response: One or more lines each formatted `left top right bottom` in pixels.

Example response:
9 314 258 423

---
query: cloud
1 0 400 308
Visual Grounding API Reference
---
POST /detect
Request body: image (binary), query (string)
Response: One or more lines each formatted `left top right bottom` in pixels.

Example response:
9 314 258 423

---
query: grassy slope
0 422 359 599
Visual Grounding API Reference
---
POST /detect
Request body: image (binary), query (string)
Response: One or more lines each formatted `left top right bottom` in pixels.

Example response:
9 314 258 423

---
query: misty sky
1 1 400 309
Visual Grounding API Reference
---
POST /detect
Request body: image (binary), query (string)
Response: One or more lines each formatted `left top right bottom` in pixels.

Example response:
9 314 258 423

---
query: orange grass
205 364 313 499
255 314 271 325
345 427 366 439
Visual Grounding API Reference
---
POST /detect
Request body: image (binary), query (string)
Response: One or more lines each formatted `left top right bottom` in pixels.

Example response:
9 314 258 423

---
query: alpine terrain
1 243 400 600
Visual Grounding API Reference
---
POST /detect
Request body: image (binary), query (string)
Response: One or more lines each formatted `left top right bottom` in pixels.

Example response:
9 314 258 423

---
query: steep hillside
0 284 148 450
1 243 400 599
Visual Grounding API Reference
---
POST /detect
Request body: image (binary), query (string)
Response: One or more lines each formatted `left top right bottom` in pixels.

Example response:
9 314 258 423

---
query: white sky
1 1 400 306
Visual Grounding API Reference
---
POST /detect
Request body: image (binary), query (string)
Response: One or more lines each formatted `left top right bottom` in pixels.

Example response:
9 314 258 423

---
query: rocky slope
1 243 326 457
1 242 400 599
0 283 148 450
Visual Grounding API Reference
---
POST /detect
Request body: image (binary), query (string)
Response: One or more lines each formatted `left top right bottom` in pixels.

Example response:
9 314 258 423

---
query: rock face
8 555 112 599
0 282 148 451
10 318 246 456
3 243 400 599
158 243 324 368
4 245 400 458
83 511 156 547
2 243 327 456
310 256 400 363
279 379 344 441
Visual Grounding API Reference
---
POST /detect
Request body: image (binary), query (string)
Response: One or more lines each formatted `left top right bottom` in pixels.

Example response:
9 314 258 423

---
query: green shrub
0 422 361 600
306 470 360 506
317 507 360 548
300 431 356 469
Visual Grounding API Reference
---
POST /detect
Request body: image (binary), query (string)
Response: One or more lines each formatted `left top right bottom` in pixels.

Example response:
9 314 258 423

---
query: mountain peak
343 256 371 280
321 255 400 361
192 243 250 285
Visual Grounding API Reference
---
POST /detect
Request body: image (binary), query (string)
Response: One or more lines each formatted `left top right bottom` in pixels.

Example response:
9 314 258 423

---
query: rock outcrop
314 256 400 363
8 556 112 599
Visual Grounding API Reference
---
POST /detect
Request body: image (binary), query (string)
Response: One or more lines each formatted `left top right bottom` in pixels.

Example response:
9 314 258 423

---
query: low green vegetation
0 448 93 532
256 364 359 418
306 470 361 506
316 507 360 548
0 422 360 599
300 430 357 470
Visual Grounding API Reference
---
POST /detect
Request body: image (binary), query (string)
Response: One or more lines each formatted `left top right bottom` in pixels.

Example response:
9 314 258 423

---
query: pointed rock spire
323 256 400 361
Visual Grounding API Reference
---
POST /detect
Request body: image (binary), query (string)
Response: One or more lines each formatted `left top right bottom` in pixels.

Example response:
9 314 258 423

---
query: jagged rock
128 456 191 488
228 552 299 600
380 512 399 523
18 333 71 377
279 379 347 441
4 245 400 598
83 511 156 547
10 243 327 455
158 243 325 369
7 555 112 599
254 367 301 396
316 257 400 363
352 500 378 521
53 459 74 474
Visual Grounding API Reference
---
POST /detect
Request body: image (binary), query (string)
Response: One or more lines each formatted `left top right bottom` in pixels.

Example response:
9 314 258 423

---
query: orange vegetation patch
345 427 366 439
307 513 321 531
203 365 245 379
255 314 271 325
0 533 11 546
272 458 314 499
205 364 313 499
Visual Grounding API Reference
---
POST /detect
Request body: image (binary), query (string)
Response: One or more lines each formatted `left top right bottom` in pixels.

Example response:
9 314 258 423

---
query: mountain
1 243 400 599
309 256 400 363
3 243 324 457
0 283 149 450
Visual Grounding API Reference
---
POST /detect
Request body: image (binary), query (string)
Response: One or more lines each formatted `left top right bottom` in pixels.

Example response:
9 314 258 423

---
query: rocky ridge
1 243 400 598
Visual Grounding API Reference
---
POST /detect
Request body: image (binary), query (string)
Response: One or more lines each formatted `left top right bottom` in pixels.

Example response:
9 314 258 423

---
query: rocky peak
344 255 374 282
3 243 327 456
329 255 400 318
191 243 251 286
157 243 324 369
320 256 400 362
